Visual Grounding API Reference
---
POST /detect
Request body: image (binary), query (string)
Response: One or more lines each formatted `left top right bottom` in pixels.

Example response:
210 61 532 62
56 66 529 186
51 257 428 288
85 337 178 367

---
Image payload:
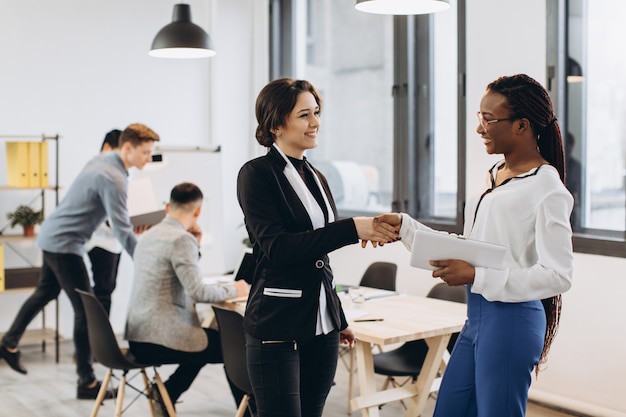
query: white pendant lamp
149 3 216 59
355 0 450 15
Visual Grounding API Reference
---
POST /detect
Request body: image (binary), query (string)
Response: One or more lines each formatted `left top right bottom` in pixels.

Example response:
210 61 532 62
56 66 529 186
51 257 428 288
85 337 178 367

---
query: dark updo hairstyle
488 74 564 375
255 78 322 147
487 74 565 184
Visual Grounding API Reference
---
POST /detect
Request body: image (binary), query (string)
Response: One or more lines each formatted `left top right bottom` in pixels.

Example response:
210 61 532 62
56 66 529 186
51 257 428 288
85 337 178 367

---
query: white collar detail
273 143 335 229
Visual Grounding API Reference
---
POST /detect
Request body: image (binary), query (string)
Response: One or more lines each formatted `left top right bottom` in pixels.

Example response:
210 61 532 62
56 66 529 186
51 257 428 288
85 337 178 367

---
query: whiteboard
128 147 224 273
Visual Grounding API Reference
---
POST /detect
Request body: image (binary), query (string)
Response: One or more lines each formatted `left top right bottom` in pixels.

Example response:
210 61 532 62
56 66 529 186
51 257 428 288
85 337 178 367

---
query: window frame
391 3 466 233
546 0 626 257
270 0 467 234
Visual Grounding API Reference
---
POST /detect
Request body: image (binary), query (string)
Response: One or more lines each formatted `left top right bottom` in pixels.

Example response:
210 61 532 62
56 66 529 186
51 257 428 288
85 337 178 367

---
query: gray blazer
125 217 236 352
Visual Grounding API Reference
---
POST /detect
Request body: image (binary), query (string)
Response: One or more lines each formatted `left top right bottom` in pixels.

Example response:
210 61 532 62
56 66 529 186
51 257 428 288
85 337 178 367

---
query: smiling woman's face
477 91 518 156
274 91 321 159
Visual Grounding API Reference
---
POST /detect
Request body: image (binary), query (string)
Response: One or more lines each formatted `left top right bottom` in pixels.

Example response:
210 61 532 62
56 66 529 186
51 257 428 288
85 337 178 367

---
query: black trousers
87 247 121 316
2 251 96 386
245 330 339 417
129 328 249 409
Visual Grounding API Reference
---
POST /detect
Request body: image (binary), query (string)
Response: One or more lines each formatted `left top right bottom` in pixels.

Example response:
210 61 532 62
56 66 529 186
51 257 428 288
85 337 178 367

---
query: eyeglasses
477 111 515 132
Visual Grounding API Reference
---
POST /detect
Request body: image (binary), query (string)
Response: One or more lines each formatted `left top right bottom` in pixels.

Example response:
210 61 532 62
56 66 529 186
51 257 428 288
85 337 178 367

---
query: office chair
76 289 177 417
212 306 255 417
358 261 397 291
371 283 467 409
346 261 398 412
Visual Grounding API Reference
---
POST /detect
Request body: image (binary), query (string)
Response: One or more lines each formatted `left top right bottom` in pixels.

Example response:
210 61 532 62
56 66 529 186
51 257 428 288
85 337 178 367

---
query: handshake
354 213 403 248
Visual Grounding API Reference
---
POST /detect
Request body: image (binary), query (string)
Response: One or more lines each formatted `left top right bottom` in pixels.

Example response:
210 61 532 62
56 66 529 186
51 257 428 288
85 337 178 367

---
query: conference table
344 290 466 417
200 286 467 417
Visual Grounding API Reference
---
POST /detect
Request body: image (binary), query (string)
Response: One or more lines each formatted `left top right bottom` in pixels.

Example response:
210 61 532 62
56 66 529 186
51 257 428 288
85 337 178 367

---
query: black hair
170 182 203 209
487 74 565 183
101 129 121 150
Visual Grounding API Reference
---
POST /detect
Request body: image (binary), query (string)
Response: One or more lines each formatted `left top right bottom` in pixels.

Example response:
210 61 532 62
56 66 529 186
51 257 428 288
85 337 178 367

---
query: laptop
203 248 255 285
232 248 255 284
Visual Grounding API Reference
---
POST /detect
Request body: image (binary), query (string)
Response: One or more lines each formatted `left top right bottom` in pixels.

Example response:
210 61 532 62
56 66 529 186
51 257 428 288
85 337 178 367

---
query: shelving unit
0 134 60 362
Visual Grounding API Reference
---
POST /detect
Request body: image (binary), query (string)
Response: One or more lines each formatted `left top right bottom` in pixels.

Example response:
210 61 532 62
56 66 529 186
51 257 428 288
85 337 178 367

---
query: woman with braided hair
374 74 573 416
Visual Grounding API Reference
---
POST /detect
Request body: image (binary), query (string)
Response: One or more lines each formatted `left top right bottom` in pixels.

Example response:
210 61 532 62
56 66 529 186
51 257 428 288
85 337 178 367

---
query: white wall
0 0 262 343
1 0 625 415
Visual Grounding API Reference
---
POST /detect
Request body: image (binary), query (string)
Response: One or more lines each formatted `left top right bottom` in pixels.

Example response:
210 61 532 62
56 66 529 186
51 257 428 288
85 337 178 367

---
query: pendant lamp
355 0 450 15
566 57 584 83
149 3 216 59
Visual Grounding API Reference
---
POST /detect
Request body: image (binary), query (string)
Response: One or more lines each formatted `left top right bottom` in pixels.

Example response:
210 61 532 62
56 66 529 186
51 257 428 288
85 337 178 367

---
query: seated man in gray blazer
125 182 249 412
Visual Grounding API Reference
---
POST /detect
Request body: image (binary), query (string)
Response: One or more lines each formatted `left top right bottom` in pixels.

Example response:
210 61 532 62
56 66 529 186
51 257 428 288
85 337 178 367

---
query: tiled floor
0 340 582 417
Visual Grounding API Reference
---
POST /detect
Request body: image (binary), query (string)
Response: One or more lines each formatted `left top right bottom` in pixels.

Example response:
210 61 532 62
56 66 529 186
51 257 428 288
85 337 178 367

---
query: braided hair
487 74 565 182
487 74 565 375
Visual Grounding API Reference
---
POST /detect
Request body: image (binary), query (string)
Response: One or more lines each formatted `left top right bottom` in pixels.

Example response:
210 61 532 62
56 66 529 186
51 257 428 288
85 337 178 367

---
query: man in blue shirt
0 123 159 400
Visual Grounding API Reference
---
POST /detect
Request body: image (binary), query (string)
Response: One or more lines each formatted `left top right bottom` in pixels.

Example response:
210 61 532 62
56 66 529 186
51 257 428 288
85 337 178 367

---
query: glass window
415 0 462 222
548 0 626 256
271 0 465 230
432 11 459 219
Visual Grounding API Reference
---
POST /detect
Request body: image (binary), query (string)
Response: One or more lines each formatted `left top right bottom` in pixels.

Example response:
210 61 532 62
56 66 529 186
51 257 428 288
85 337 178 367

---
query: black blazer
237 146 358 342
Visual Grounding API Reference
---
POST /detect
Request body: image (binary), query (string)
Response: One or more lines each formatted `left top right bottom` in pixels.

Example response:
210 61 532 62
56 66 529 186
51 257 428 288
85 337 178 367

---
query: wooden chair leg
115 374 126 417
235 394 250 417
155 372 177 417
140 368 157 417
89 369 113 417
380 376 392 390
347 348 356 414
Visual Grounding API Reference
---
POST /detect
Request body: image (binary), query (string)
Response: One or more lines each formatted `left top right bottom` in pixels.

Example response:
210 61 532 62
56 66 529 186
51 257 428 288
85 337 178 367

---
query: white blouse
399 161 574 303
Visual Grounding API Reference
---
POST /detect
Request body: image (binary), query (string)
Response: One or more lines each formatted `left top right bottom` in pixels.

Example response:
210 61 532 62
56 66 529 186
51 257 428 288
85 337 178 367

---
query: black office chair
372 283 467 408
212 306 255 417
358 262 397 292
76 289 177 417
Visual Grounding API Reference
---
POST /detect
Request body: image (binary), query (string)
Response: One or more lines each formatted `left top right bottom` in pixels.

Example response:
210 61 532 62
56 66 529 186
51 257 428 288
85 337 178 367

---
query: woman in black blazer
237 78 398 417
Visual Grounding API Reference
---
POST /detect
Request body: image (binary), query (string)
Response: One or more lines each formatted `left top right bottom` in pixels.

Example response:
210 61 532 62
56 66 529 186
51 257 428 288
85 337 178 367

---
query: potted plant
6 205 44 237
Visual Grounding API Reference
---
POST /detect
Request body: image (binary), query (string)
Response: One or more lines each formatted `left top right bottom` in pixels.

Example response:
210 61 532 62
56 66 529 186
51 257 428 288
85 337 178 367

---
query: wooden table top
201 287 467 346
344 292 467 346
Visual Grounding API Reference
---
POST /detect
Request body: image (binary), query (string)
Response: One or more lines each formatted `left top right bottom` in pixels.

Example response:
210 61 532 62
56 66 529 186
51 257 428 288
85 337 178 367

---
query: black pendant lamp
149 3 216 59
567 57 584 83
355 0 450 15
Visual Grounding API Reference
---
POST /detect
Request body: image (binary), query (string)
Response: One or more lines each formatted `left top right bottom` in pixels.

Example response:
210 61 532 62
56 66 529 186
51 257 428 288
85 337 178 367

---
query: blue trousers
246 330 339 417
433 286 546 417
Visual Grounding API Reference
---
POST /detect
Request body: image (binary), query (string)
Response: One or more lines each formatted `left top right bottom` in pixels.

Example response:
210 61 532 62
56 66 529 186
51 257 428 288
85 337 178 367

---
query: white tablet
410 229 507 271
130 209 166 228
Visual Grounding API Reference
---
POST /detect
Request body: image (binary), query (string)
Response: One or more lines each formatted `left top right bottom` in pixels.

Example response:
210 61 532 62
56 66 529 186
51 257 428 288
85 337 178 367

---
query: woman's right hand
353 216 400 247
